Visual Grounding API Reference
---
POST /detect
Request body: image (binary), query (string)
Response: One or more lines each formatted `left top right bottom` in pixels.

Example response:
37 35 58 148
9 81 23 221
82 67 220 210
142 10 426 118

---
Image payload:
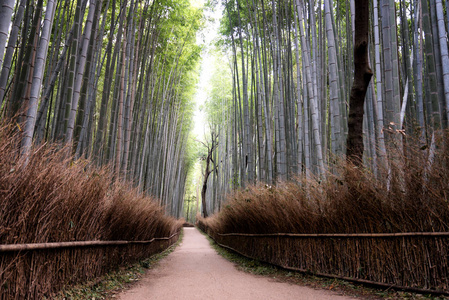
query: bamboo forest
1 0 449 298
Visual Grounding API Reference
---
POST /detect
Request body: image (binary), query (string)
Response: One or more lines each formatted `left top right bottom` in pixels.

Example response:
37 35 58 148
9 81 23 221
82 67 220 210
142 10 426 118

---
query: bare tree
199 131 218 218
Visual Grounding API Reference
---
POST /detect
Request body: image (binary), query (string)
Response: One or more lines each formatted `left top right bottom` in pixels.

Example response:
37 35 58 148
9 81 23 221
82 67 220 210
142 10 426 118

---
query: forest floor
116 227 354 300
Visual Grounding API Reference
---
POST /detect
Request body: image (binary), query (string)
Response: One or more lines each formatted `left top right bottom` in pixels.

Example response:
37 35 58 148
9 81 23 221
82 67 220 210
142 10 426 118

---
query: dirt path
118 227 355 299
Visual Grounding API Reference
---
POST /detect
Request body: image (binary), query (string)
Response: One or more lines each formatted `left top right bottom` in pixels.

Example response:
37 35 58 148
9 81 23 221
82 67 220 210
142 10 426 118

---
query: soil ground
117 227 355 299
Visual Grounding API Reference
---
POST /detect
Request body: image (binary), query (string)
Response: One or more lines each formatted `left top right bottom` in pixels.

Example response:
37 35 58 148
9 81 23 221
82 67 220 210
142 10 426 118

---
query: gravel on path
118 227 356 300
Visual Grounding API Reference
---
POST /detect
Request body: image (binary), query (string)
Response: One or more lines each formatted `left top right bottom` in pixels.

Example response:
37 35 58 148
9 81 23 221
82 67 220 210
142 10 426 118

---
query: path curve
118 227 355 300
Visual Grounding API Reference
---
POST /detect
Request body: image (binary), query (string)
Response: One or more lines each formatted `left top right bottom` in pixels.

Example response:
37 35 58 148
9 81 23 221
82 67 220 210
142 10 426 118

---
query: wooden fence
0 231 180 299
198 223 449 296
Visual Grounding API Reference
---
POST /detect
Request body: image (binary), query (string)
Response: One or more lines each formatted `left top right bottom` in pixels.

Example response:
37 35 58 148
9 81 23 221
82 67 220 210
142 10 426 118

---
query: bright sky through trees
191 0 223 140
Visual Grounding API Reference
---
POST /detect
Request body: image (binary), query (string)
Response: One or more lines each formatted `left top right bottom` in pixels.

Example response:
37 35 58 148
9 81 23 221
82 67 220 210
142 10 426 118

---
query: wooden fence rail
216 232 449 238
0 231 181 299
0 231 180 252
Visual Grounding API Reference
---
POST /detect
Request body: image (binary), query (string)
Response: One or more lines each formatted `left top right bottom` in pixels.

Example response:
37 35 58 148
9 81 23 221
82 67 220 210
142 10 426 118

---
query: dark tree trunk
200 132 218 218
346 0 373 166
201 169 210 218
201 147 215 218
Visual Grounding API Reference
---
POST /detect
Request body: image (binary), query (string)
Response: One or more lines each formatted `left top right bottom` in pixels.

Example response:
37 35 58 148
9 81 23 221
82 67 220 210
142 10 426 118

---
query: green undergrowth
51 230 183 300
199 229 446 300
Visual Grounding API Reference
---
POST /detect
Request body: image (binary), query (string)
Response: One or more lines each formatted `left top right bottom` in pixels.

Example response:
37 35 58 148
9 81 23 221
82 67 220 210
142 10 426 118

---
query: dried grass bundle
0 125 182 298
198 132 449 293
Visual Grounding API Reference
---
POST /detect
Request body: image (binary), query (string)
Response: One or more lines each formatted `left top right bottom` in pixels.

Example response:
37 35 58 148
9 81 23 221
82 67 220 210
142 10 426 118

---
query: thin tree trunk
0 0 15 71
65 0 97 145
0 0 26 107
116 30 126 179
324 0 342 155
436 0 449 123
21 0 56 158
294 0 324 175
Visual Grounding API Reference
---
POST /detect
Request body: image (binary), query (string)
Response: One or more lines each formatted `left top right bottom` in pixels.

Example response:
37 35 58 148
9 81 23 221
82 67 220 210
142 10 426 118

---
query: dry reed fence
0 233 180 299
0 125 183 298
199 225 449 295
198 133 449 295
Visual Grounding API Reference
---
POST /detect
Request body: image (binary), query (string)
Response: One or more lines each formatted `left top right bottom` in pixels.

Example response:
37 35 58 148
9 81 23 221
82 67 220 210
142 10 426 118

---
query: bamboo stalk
0 231 180 252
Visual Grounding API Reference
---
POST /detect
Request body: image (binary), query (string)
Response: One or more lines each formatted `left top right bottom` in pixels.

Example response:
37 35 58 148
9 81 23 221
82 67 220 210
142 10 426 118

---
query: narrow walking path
118 227 355 299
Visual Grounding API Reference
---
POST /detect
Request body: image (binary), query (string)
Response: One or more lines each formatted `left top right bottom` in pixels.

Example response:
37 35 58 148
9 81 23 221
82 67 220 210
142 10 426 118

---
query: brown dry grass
201 134 449 235
198 132 449 294
0 124 182 298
